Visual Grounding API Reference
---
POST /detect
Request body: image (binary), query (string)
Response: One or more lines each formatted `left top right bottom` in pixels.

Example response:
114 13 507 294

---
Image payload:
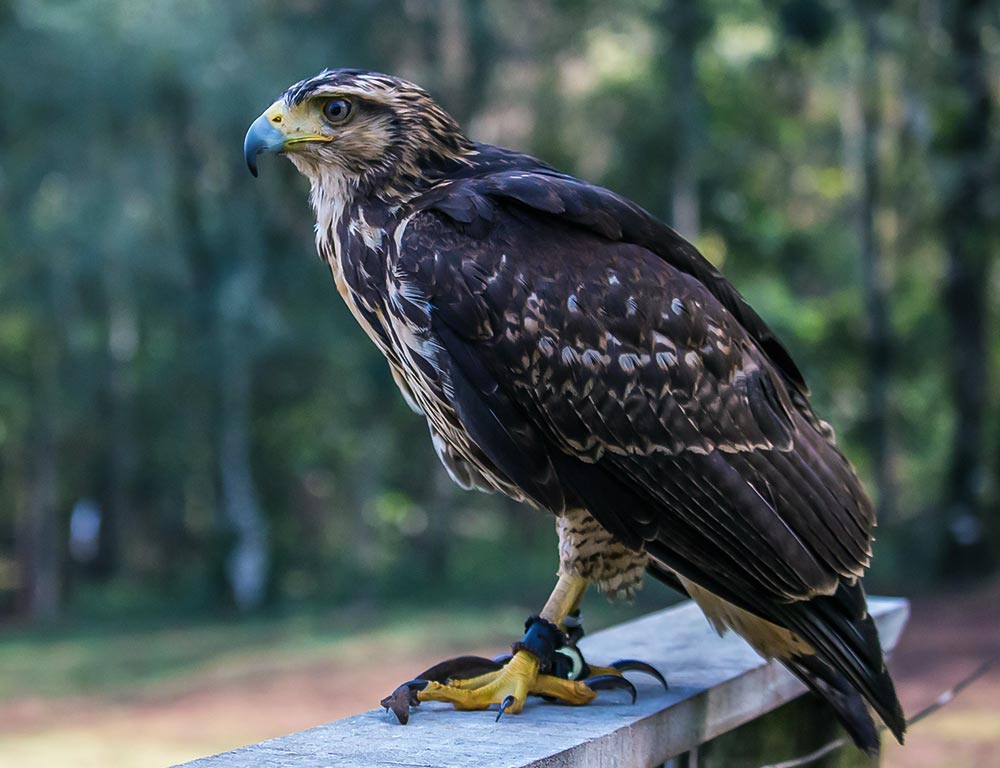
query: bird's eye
322 98 353 124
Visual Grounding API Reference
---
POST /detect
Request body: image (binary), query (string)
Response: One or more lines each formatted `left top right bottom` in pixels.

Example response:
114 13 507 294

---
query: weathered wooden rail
173 597 908 768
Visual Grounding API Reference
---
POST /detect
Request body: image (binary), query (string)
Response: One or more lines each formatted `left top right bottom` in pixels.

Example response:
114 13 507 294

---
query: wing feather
400 181 874 596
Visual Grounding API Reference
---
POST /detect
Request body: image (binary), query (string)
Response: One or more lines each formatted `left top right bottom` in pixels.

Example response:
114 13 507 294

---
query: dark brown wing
398 195 872 600
392 165 902 740
419 164 810 397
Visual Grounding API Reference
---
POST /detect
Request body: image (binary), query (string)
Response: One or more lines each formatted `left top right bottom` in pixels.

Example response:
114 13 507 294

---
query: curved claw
380 680 428 725
610 659 669 690
586 674 637 704
492 653 513 665
496 694 516 722
415 655 504 683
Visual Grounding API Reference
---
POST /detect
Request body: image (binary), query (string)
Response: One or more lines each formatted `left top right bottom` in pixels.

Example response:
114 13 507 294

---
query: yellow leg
541 571 589 630
541 573 665 690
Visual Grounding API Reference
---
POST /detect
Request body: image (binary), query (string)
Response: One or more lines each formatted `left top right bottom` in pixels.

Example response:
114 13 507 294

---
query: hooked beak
244 111 286 178
244 101 334 177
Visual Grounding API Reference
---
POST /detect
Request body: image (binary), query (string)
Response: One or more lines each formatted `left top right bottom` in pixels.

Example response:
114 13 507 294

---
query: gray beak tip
243 112 285 178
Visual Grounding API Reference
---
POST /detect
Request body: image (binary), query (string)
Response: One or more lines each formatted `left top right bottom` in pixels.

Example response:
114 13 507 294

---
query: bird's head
244 69 472 202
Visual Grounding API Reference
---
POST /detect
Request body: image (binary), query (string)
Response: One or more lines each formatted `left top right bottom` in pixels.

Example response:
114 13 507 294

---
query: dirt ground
1 588 997 768
880 584 1000 768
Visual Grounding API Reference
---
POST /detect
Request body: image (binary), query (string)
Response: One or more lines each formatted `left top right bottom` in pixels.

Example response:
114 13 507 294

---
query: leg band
512 615 565 672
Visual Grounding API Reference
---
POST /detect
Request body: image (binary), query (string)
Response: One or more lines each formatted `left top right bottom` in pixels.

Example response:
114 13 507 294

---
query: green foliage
0 0 996 625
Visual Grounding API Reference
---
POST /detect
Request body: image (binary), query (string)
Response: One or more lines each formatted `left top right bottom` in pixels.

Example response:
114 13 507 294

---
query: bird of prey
245 69 905 753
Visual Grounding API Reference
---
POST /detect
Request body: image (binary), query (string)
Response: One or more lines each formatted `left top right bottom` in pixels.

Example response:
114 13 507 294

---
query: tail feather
775 582 906 747
785 653 882 754
647 562 906 751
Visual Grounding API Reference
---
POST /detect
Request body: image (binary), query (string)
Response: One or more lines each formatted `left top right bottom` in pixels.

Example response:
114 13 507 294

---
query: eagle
244 69 905 754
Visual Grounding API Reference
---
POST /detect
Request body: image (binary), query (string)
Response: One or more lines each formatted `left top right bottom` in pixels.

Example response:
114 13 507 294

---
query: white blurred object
69 499 102 563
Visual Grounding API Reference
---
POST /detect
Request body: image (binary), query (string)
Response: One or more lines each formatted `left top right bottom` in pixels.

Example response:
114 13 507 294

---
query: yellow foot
382 650 655 724
420 650 598 715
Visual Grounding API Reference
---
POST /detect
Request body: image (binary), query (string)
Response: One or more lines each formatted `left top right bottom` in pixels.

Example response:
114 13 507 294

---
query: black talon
415 655 504 683
586 674 638 704
496 694 516 722
401 679 429 696
610 659 669 690
380 680 428 724
491 653 513 665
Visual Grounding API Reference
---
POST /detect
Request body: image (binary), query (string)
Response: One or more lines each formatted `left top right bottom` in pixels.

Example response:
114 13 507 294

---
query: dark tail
648 563 905 753
785 653 884 754
775 582 906 753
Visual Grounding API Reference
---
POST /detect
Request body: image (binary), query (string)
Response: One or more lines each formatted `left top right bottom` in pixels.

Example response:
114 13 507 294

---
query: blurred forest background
0 0 998 765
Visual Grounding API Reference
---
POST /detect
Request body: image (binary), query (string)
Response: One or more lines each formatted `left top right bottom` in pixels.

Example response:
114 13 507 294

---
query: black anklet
511 616 565 672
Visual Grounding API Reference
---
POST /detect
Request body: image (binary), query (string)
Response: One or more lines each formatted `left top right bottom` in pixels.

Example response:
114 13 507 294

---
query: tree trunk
937 0 995 579
436 0 471 118
422 463 457 587
23 343 61 622
102 251 138 578
219 316 268 610
854 1 896 522
662 1 708 241
349 424 388 608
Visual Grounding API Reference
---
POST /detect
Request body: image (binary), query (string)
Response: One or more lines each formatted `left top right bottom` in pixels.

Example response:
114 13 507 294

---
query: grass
0 584 674 702
0 603 524 701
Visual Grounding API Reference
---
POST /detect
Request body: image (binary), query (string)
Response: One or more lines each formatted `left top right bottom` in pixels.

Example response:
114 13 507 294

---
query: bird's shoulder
392 171 798 462
399 148 808 396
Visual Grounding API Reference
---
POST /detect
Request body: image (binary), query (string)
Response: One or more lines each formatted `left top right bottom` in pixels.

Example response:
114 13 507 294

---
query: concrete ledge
173 597 908 768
